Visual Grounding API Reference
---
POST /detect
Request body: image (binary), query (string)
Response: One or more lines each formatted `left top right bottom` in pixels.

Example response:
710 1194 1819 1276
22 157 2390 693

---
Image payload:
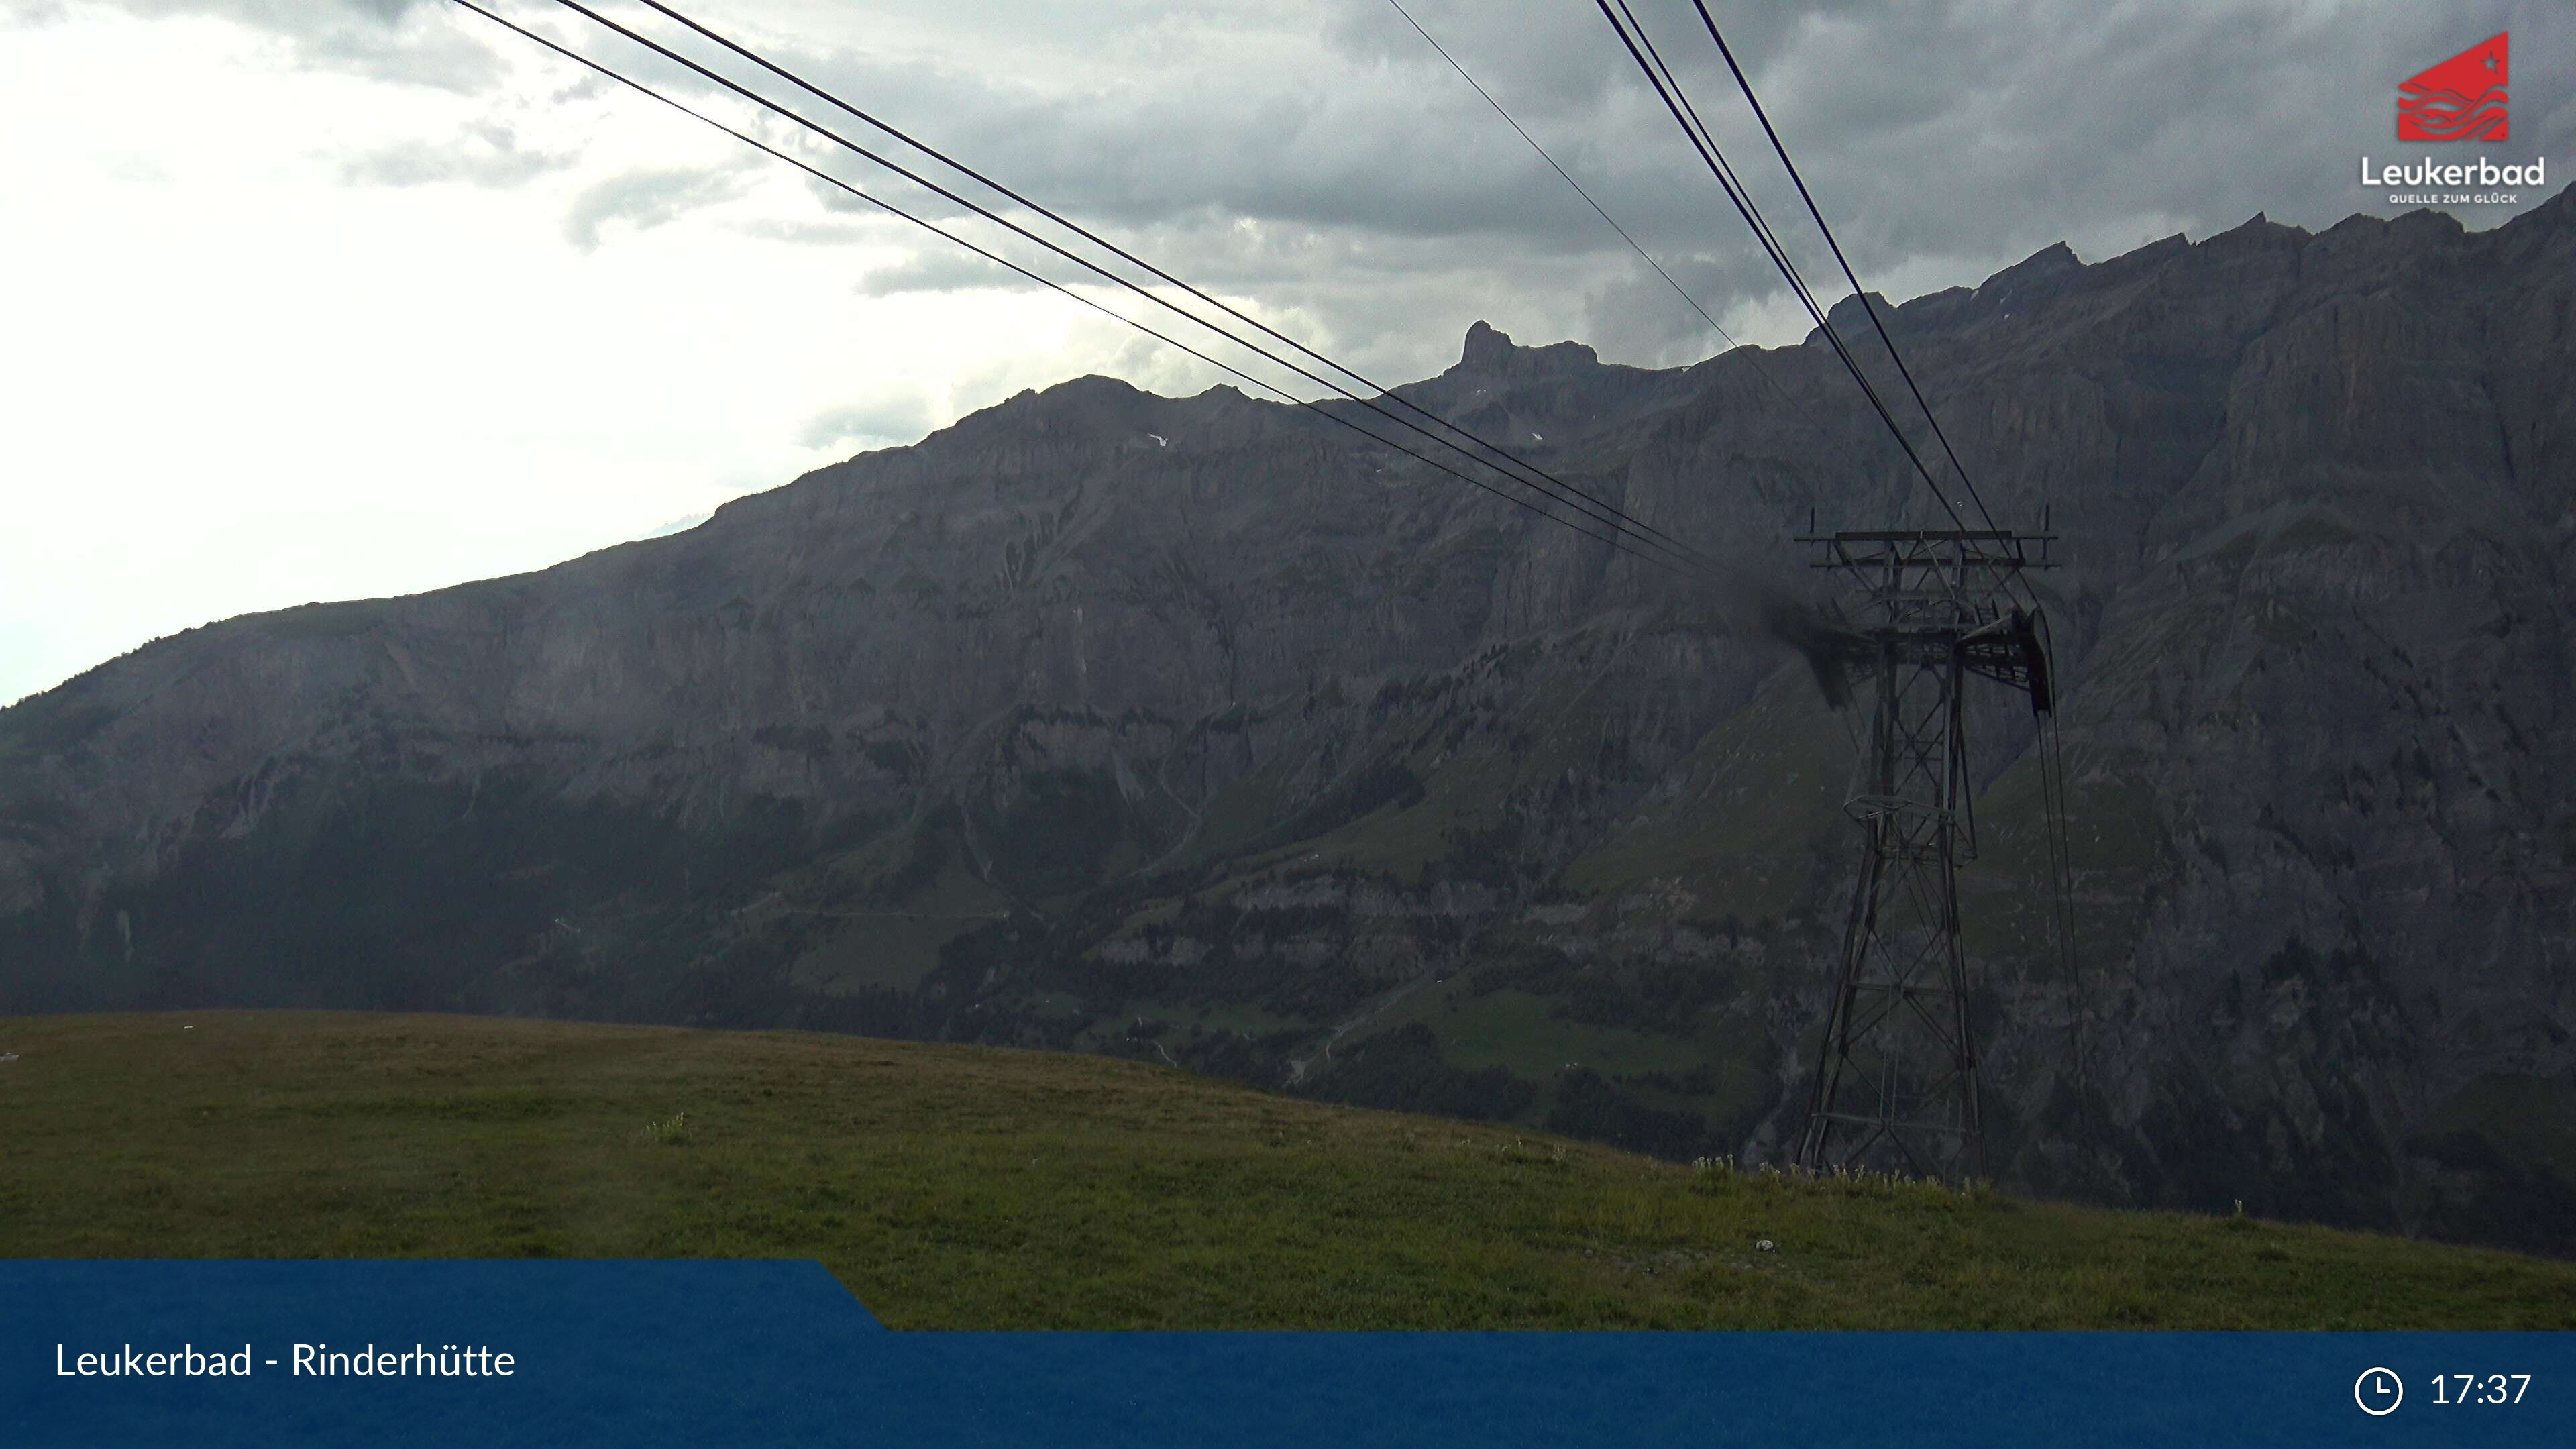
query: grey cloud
853 250 1046 297
548 73 611 106
1650 0 2558 294
741 23 1633 248
276 1 500 93
1322 0 1895 123
29 0 505 92
735 216 878 246
694 0 2568 374
562 166 749 252
495 5 1872 364
70 0 2570 384
797 396 932 451
340 122 572 188
1579 248 1784 368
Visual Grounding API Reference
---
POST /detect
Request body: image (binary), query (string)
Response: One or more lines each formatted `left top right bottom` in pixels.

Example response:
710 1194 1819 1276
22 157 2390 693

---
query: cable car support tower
1791 525 2055 1181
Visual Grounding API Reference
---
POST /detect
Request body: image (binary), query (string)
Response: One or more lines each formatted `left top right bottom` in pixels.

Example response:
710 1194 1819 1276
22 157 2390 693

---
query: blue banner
1 1261 2563 1446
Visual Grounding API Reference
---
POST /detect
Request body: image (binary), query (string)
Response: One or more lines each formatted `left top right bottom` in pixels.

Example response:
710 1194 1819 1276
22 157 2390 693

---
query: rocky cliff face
7 192 2575 1252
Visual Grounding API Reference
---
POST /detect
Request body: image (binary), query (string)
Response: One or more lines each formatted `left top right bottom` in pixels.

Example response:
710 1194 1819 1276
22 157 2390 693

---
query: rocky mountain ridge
6 189 2575 1252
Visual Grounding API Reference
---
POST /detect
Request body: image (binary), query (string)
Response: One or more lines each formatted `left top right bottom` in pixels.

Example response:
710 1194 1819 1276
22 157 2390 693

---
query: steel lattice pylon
1792 528 2053 1181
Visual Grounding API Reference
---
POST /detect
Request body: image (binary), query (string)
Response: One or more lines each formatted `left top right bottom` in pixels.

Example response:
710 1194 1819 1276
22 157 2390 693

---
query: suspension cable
441 0 1697 577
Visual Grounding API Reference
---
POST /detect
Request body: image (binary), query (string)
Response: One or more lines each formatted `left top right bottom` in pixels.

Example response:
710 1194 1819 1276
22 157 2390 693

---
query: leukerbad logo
2400 32 2508 141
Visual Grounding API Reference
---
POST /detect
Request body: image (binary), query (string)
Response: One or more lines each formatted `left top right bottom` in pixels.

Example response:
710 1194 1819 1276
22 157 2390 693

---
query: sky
1 0 2566 706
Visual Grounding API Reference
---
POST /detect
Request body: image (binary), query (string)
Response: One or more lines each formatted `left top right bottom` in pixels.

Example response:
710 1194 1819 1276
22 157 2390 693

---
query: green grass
1420 989 1701 1078
1562 664 1849 919
3 1011 2571 1330
2422 1073 2576 1177
783 865 1012 996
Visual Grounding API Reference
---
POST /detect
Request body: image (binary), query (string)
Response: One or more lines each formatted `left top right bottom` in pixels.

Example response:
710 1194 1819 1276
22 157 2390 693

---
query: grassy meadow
2 1010 2569 1330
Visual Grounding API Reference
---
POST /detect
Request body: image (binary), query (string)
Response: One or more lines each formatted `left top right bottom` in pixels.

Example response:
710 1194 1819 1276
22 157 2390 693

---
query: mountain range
7 187 2574 1254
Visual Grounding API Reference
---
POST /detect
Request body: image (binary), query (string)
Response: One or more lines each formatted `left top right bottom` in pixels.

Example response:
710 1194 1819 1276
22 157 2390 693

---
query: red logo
2400 33 2508 142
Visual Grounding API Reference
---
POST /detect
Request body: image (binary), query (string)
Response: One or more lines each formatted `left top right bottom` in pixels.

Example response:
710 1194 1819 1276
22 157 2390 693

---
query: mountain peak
1457 320 1599 376
1824 291 1893 337
1966 240 2084 316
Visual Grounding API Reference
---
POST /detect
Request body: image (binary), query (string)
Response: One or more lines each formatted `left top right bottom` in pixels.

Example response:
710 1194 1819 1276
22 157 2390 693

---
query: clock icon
2355 1366 2404 1417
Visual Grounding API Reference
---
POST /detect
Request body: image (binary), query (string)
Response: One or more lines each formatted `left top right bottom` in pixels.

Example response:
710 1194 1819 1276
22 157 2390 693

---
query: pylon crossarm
1842 793 1949 826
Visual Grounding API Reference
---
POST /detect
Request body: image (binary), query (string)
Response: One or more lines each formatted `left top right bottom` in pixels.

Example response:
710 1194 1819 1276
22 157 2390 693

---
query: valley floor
1 1011 2567 1330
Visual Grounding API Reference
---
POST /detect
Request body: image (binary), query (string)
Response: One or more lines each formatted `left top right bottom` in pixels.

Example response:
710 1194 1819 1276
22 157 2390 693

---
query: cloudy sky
2 0 2564 705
